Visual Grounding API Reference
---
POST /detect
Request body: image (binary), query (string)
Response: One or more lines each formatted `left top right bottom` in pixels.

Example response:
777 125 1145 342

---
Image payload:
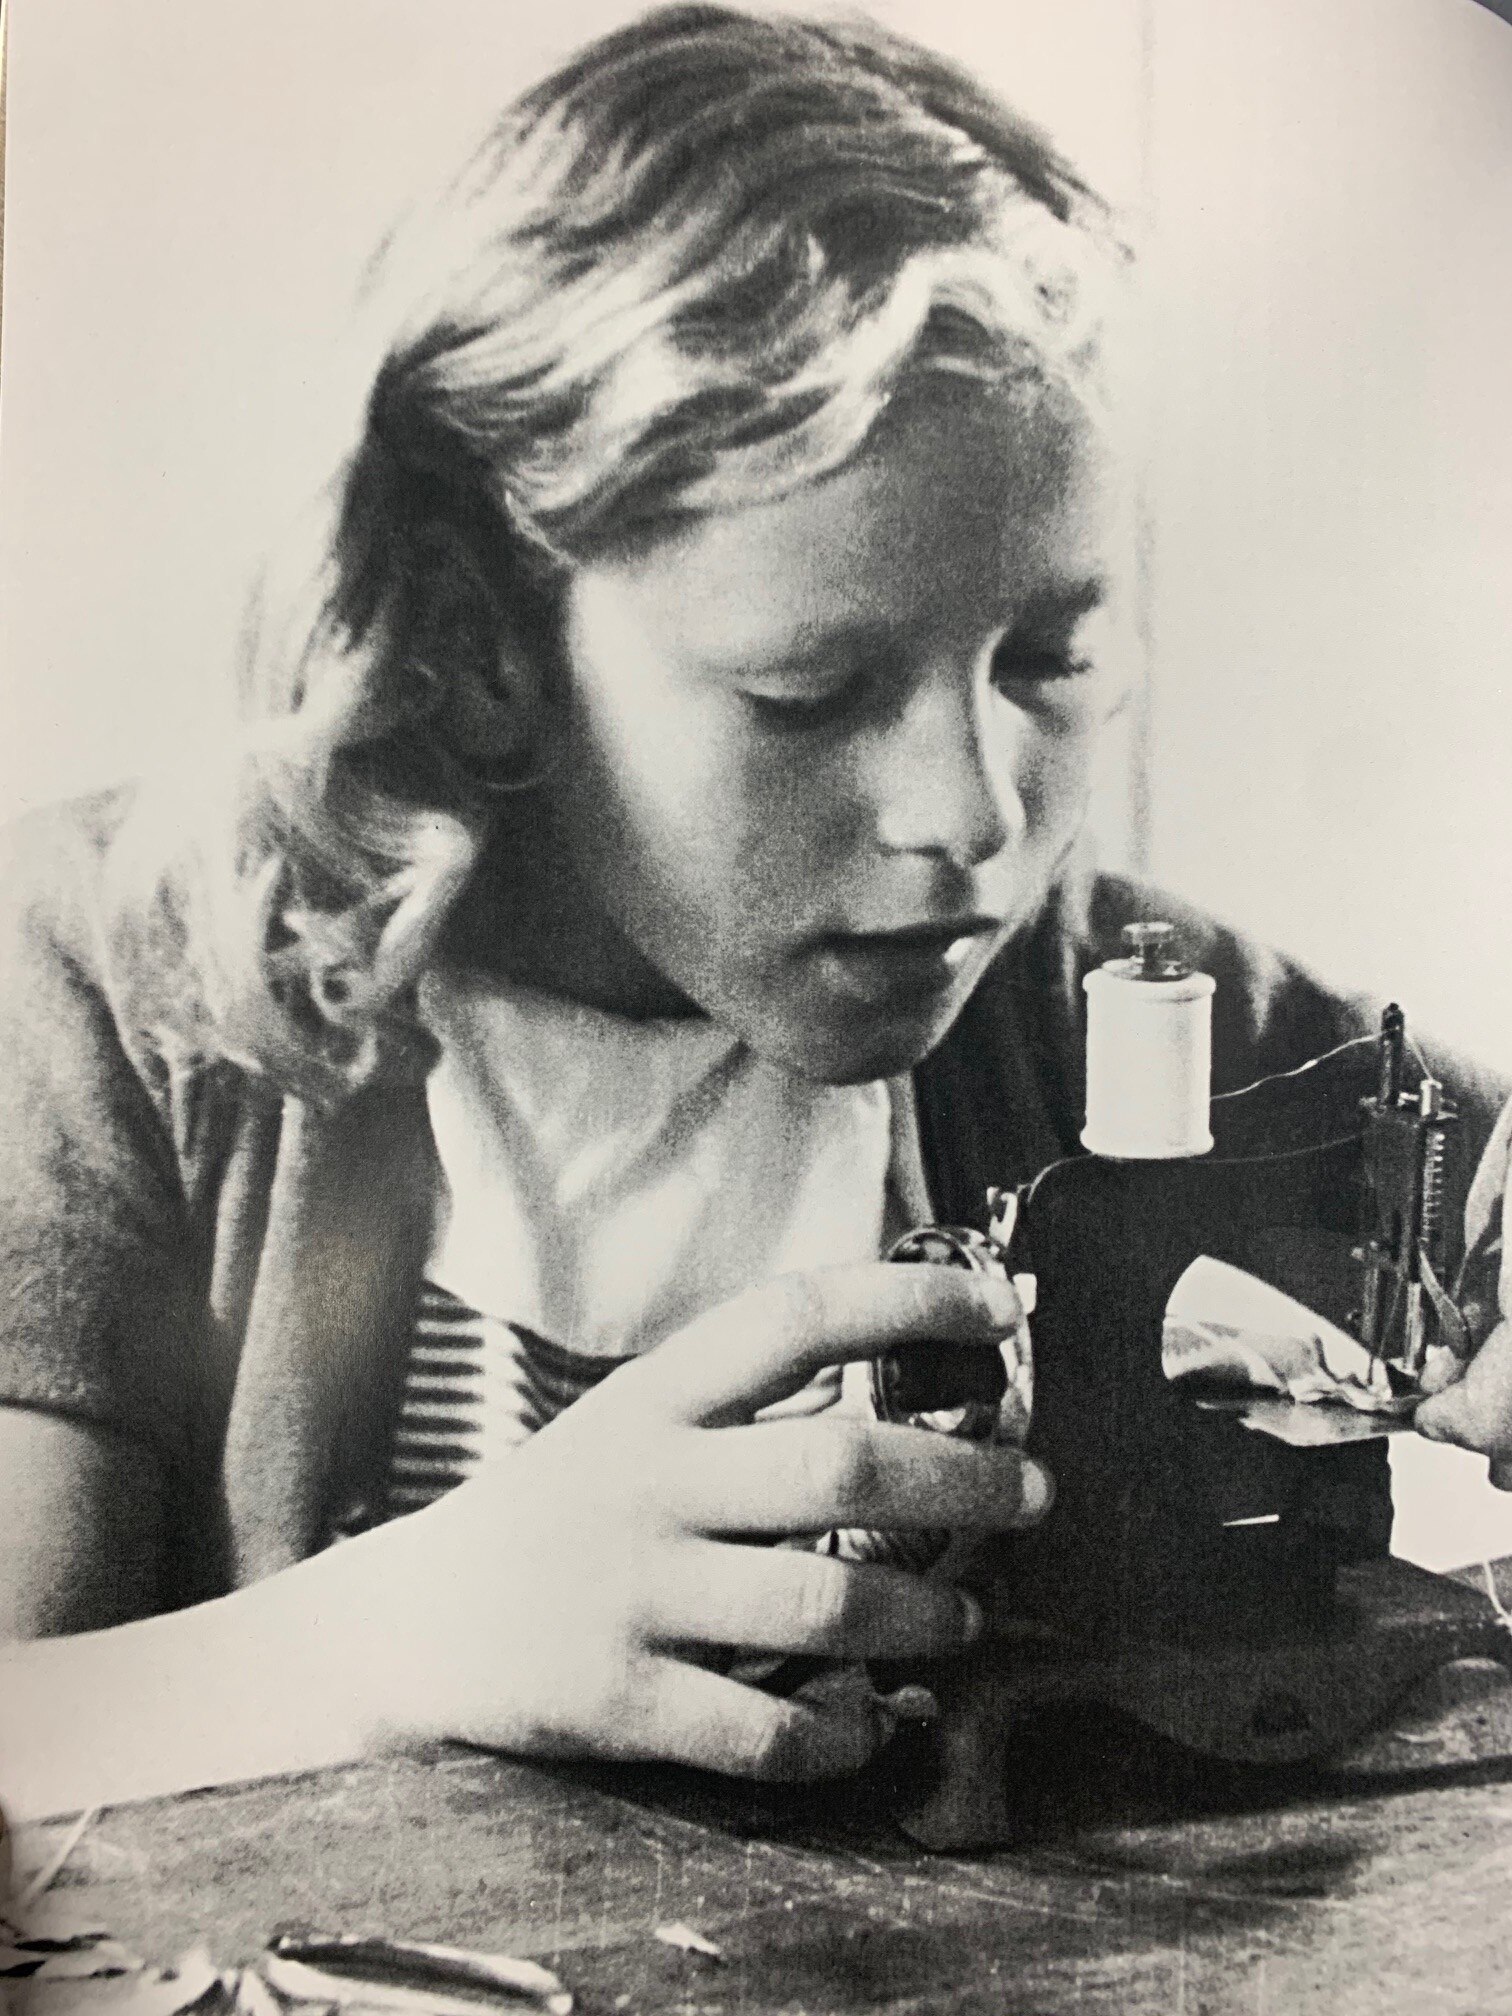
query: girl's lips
834 919 1003 952
808 921 1002 1007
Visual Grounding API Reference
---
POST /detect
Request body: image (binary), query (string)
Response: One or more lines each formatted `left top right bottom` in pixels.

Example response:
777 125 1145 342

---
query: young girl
0 3 1498 1824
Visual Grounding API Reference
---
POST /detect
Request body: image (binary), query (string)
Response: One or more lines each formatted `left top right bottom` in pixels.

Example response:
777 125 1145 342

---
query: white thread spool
1082 921 1215 1159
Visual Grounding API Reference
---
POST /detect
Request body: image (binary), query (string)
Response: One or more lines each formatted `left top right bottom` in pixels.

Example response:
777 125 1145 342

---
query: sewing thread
1082 928 1214 1159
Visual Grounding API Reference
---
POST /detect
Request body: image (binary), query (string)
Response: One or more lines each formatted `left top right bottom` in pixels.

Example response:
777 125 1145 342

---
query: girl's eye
743 679 862 728
989 638 1096 690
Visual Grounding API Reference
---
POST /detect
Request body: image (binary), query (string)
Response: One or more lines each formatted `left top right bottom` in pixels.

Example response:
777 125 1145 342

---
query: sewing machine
878 987 1512 1849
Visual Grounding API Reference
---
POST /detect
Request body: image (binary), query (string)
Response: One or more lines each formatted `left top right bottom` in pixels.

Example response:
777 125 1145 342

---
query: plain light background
2 0 1511 1564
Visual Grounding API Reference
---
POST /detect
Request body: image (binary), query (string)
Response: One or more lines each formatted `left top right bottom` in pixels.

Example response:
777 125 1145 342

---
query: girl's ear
330 359 558 802
404 524 554 796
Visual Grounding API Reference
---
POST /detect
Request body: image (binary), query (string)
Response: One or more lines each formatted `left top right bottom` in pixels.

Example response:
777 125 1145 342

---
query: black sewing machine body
999 1141 1385 1662
886 1024 1512 1847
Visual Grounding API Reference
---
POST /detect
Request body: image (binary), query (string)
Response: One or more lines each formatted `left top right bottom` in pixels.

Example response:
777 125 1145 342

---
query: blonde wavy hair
119 3 1124 1103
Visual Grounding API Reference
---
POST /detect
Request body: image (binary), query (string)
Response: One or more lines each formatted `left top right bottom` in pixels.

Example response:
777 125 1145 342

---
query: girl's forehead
580 385 1118 665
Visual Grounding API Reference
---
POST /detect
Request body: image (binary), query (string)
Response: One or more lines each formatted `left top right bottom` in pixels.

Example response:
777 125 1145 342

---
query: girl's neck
441 799 704 1022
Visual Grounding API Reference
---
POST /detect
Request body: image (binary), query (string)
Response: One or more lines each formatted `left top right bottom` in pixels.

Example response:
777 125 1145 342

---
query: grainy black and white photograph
1 0 1511 2008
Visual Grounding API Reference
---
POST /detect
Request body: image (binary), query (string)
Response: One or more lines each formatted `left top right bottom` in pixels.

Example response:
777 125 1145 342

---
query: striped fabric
378 1283 946 1574
384 1281 631 1517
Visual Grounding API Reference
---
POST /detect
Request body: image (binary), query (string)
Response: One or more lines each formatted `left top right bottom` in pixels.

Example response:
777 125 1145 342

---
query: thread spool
1082 921 1215 1159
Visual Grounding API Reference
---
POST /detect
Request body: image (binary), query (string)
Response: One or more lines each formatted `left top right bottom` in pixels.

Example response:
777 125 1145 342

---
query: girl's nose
870 668 1025 869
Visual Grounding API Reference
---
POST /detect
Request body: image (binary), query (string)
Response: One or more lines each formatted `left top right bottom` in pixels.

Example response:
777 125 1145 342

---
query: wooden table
20 1649 1512 2016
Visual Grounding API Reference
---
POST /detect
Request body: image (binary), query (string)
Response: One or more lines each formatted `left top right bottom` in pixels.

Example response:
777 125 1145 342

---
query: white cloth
420 968 928 1357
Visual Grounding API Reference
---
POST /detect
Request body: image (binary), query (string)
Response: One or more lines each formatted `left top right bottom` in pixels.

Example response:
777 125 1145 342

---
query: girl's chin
753 988 974 1087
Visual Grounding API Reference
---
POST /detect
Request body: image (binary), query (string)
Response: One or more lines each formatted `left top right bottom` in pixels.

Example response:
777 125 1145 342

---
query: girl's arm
0 1408 390 1819
0 1412 164 1636
0 1506 396 1822
1 1263 1051 1824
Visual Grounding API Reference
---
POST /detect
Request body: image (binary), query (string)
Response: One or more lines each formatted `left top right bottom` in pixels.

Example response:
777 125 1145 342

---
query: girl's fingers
646 1541 982 1662
627 1655 892 1782
624 1262 1024 1426
1417 1344 1463 1397
662 1417 1051 1534
1417 1321 1512 1465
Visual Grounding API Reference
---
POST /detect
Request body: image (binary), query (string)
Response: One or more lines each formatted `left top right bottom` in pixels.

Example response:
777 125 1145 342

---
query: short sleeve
0 799 198 1463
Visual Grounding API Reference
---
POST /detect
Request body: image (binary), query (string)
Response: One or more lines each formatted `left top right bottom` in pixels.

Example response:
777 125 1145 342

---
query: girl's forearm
0 1542 392 1824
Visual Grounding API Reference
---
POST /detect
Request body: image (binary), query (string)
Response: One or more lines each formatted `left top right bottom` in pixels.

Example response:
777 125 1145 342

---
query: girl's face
545 378 1125 1084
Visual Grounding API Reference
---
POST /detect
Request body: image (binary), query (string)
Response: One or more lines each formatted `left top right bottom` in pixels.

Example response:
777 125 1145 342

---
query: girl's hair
119 3 1123 1103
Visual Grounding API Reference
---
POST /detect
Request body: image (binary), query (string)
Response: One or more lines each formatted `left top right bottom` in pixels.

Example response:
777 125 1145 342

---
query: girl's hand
1416 1319 1512 1491
362 1262 1051 1781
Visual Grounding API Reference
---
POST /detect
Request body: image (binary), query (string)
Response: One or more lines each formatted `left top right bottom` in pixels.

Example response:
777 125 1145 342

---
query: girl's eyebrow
692 578 1110 679
692 616 901 678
